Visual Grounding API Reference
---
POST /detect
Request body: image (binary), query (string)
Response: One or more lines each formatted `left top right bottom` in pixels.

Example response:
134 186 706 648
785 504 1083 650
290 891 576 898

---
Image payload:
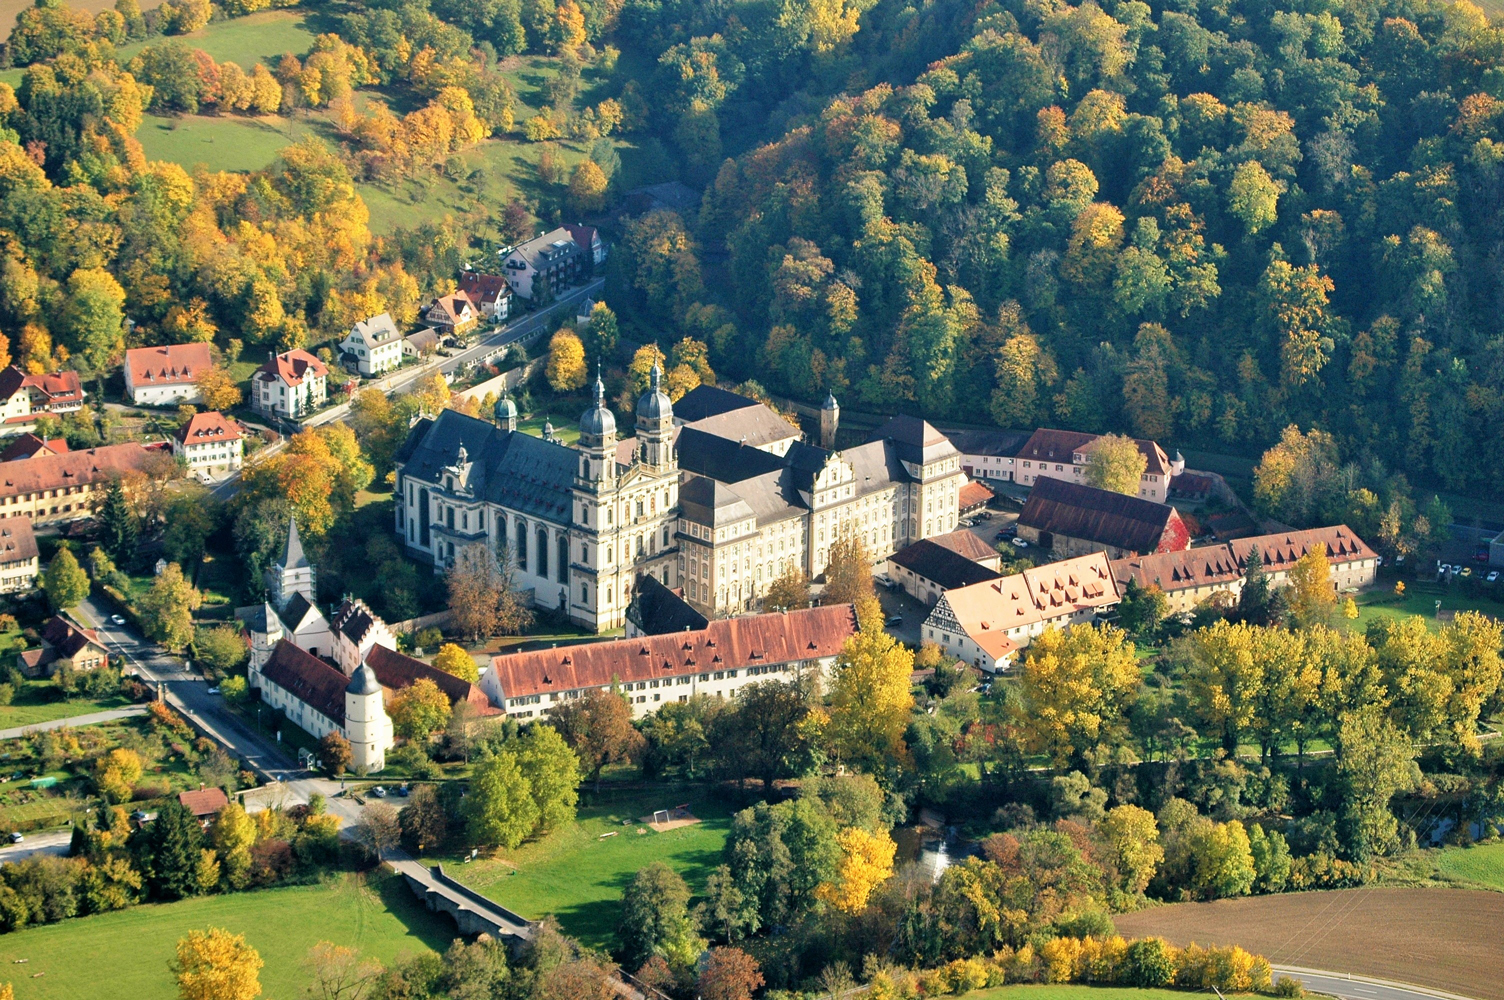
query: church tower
343 663 393 773
820 392 840 449
576 372 618 490
495 391 518 433
635 362 674 472
266 517 315 610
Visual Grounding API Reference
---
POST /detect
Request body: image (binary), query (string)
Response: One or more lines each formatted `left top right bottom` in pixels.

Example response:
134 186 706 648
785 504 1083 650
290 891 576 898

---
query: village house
0 366 86 436
952 428 1182 503
252 349 328 420
0 442 162 526
403 329 442 360
123 344 213 407
481 603 858 720
178 787 229 827
920 552 1121 672
1016 477 1192 559
499 228 587 300
172 411 243 477
424 292 479 338
0 435 67 462
457 272 513 321
1109 546 1246 615
0 517 38 593
1228 526 1379 591
564 223 607 265
887 537 1003 606
340 313 405 376
20 615 109 678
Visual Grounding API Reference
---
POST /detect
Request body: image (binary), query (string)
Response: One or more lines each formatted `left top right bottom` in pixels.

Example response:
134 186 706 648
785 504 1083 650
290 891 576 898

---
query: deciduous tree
546 329 588 391
196 367 242 411
42 548 90 611
399 783 447 852
762 565 811 612
463 749 539 848
829 619 913 773
138 563 203 653
1017 623 1138 768
1082 434 1147 495
618 861 705 971
389 678 451 741
515 723 581 833
432 643 479 683
697 948 764 1000
172 927 263 1000
550 688 644 783
816 826 896 912
319 731 352 776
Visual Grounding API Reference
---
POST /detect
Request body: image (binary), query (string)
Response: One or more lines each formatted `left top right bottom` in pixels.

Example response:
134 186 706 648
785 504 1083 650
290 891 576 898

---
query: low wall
455 359 543 405
401 862 532 945
387 610 451 636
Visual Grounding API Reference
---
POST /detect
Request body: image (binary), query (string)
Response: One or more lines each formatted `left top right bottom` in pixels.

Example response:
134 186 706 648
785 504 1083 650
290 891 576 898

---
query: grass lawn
0 685 131 730
135 112 326 173
1347 585 1504 633
0 870 453 1000
434 787 732 948
1434 841 1504 890
115 9 317 67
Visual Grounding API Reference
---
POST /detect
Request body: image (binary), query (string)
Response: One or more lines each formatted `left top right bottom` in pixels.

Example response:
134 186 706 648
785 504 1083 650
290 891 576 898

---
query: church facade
392 367 966 631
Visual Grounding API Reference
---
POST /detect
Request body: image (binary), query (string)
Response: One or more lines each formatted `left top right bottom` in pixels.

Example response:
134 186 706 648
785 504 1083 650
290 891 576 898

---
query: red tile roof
178 787 229 818
1019 477 1189 554
0 443 157 500
364 644 498 715
259 639 348 724
26 370 84 406
959 480 994 512
125 344 213 388
426 291 476 326
488 604 859 703
256 349 327 388
1017 428 1171 476
174 411 242 445
1228 525 1377 571
457 273 511 306
0 435 67 462
0 517 39 564
1111 546 1244 595
930 529 999 563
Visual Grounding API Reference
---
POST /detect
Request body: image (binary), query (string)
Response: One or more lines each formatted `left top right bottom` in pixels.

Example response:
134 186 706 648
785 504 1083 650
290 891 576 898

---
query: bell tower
635 362 675 472
576 372 618 490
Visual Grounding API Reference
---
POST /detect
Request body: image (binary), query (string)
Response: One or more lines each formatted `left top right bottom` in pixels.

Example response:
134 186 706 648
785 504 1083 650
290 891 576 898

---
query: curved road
1274 967 1478 1000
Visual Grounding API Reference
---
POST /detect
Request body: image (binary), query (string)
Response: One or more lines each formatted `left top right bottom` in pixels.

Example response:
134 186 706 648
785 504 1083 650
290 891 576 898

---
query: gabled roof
890 539 1003 590
625 575 708 636
869 415 958 467
42 614 104 659
508 228 585 269
174 411 242 446
937 551 1120 644
3 368 84 407
349 313 401 347
1017 428 1171 476
1111 545 1243 595
677 427 790 484
489 604 859 703
364 644 497 714
564 223 600 251
1228 525 1377 571
671 385 760 423
0 517 38 565
427 291 476 325
458 272 512 305
679 476 756 526
0 367 27 401
259 639 347 723
404 329 441 353
960 480 994 511
280 592 325 634
684 404 799 450
0 443 156 500
178 787 228 817
125 344 213 388
0 434 67 462
332 598 377 645
1018 477 1184 553
256 349 327 387
395 409 576 523
930 529 998 563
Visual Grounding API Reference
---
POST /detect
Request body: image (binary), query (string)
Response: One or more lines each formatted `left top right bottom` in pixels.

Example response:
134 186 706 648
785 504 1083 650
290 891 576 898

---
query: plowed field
1115 888 1504 1000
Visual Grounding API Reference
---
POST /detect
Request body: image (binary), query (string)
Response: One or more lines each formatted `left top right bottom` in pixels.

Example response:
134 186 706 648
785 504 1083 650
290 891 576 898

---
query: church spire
283 516 310 570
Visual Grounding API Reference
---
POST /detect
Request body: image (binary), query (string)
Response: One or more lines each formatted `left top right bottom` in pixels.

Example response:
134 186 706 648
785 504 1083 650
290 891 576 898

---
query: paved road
305 278 604 428
1274 966 1477 1000
0 830 71 864
0 706 147 741
73 595 305 783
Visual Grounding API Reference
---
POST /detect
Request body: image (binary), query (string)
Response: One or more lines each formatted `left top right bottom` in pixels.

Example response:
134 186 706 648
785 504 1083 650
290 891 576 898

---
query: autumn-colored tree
390 678 452 741
172 927 263 1000
209 801 256 890
304 942 383 1000
762 565 811 612
1286 546 1335 627
447 544 505 641
432 643 480 683
1096 804 1163 898
319 730 352 777
822 532 875 617
550 688 644 783
196 366 242 411
1083 434 1147 495
568 160 608 214
816 826 896 912
1017 623 1139 768
464 748 538 848
829 619 913 771
697 948 765 1000
138 562 203 652
547 329 588 392
96 747 143 803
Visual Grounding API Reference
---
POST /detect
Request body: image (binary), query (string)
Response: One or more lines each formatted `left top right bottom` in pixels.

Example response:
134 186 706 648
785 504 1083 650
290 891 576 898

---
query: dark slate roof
260 639 347 724
282 517 310 570
868 415 958 466
947 428 1033 457
396 409 575 523
680 475 757 526
281 593 322 632
672 385 759 423
685 405 799 450
840 439 910 496
890 539 1003 590
625 575 708 636
1018 477 1180 553
676 426 788 484
333 599 376 645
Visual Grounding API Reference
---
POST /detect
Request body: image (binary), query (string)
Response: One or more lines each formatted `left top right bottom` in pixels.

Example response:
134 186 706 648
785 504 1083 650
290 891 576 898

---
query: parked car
1011 537 1029 548
885 614 903 627
110 615 126 626
1488 571 1499 583
1461 566 1473 578
371 786 388 798
398 784 410 797
206 687 220 695
9 832 22 844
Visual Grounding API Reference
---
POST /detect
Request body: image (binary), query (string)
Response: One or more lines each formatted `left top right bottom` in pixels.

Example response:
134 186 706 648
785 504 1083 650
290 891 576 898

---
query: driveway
0 830 72 865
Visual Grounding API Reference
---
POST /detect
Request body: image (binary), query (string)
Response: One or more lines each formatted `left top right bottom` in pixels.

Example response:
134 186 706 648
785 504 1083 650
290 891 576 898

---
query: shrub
1275 975 1305 997
1124 937 1177 987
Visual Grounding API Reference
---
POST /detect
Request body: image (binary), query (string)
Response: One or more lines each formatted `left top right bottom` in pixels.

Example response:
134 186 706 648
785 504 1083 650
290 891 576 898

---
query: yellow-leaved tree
1082 433 1147 495
1017 623 1138 769
817 826 897 912
829 619 913 772
172 927 263 1000
546 329 588 391
1285 545 1334 627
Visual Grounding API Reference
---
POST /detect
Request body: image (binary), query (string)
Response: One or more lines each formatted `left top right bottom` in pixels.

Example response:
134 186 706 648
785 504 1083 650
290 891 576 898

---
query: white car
1011 537 1029 548
1489 571 1500 583
206 687 221 696
110 615 126 626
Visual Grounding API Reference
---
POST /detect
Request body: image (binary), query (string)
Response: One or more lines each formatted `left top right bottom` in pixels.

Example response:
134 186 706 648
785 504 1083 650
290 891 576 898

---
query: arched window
557 535 568 583
537 527 550 579
515 519 528 571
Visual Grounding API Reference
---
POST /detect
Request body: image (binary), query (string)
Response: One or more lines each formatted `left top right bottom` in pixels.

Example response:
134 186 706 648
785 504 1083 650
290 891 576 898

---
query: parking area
876 585 928 647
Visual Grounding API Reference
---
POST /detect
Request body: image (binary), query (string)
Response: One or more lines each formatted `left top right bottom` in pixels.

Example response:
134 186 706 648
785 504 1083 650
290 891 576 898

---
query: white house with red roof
0 366 86 433
424 291 479 337
457 271 512 320
172 411 243 476
123 344 212 407
252 349 328 419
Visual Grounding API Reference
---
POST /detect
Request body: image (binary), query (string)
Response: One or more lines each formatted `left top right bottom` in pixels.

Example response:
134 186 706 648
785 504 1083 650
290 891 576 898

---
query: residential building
19 615 109 678
0 443 161 526
920 552 1121 672
340 313 404 376
1228 526 1379 592
950 428 1182 503
481 604 858 720
252 349 328 420
424 292 479 337
179 787 229 827
0 435 67 462
564 223 607 266
172 411 243 476
887 537 1003 606
254 640 394 772
392 377 965 631
499 228 587 300
123 344 212 407
0 517 38 593
0 367 85 436
1110 546 1245 615
1016 477 1191 559
457 272 513 320
403 329 441 360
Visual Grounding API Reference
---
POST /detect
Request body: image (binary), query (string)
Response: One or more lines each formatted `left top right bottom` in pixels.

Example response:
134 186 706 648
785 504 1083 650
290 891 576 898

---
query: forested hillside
606 0 1504 503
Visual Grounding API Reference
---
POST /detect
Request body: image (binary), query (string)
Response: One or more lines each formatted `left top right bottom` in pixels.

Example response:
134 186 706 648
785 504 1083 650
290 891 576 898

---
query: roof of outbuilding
929 529 999 563
959 480 994 511
259 639 348 724
671 385 760 423
1018 477 1184 553
625 575 708 636
890 539 1003 590
178 787 229 817
489 604 859 703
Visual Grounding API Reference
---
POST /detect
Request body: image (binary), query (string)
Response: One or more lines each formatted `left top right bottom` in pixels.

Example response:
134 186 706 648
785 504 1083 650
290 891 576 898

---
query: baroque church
392 363 967 632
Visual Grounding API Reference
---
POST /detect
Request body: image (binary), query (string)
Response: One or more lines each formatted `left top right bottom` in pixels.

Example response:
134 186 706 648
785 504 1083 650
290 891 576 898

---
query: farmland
1113 887 1504 1000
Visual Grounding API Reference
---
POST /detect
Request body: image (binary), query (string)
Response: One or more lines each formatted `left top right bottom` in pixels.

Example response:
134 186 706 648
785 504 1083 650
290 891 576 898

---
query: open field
115 9 316 66
435 788 731 948
0 870 453 1000
1348 585 1504 632
0 687 131 729
135 112 326 173
1434 841 1504 890
1114 888 1504 1000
